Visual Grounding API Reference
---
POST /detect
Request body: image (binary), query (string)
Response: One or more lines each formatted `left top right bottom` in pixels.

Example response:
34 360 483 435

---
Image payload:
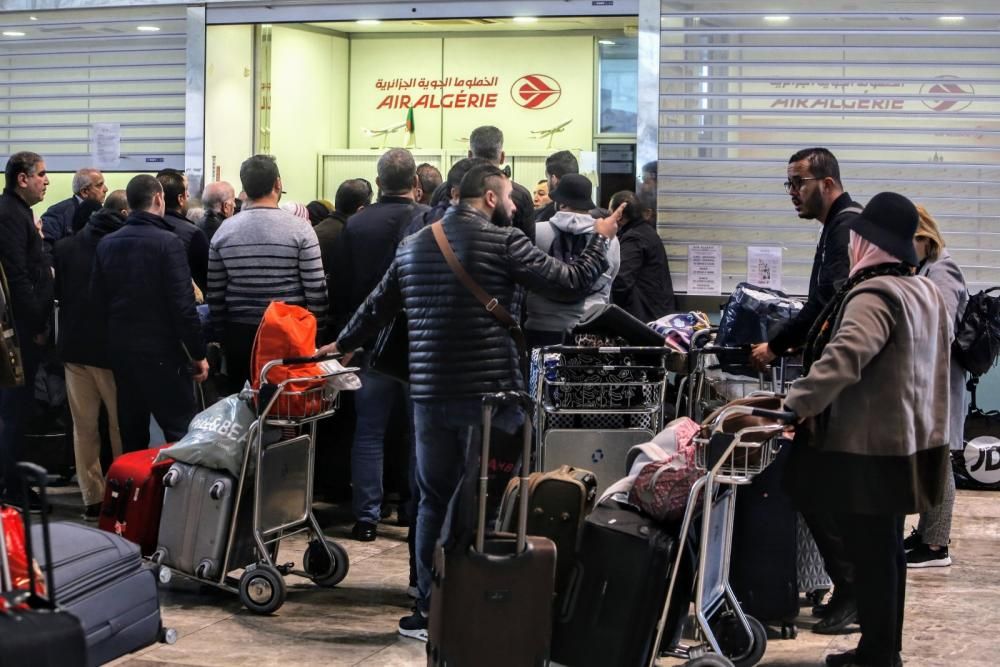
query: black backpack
952 287 1000 377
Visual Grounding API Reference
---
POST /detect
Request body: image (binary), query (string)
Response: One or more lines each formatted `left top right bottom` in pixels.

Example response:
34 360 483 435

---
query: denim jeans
412 398 523 613
0 328 40 495
351 360 412 525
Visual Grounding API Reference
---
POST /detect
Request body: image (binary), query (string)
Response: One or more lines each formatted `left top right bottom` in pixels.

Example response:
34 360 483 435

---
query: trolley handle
748 407 798 423
276 352 347 366
482 390 533 412
538 345 679 356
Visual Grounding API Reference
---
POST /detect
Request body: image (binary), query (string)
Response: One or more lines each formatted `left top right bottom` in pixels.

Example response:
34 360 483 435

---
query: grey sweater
207 207 328 331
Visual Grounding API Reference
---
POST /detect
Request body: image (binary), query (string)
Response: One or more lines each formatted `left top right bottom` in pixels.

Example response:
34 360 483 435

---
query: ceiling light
764 16 790 23
261 24 272 28
29 16 38 21
3 31 26 37
356 19 381 26
137 25 160 32
512 17 538 24
598 39 616 45
939 16 965 22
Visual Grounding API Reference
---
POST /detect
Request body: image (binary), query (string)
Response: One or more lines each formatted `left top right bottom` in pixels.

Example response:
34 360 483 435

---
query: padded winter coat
337 203 609 399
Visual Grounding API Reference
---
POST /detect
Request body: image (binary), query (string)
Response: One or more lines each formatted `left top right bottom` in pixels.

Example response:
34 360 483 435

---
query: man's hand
594 201 627 241
750 342 776 371
192 359 210 383
316 341 353 366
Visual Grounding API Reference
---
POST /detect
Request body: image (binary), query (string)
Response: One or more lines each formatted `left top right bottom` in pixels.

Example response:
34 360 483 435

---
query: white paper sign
91 123 121 169
747 246 783 289
687 244 722 295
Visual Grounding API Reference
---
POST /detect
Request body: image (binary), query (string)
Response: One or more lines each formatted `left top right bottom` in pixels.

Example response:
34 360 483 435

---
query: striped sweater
207 207 328 331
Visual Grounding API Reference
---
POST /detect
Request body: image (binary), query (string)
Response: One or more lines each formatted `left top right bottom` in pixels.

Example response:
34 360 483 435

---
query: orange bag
1 506 46 598
250 302 325 417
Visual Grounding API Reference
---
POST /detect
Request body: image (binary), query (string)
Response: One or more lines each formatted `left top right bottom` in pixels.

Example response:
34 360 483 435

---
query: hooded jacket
54 208 125 367
337 203 609 399
525 211 621 333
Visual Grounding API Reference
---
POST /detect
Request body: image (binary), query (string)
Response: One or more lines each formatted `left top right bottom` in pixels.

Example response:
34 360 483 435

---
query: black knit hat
848 192 919 267
549 173 595 211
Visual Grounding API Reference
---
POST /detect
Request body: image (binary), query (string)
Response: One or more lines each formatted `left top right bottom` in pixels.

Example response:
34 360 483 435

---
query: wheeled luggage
549 499 684 667
797 513 832 602
428 392 557 667
154 461 245 579
728 440 799 637
99 444 173 556
1 463 87 667
497 464 597 602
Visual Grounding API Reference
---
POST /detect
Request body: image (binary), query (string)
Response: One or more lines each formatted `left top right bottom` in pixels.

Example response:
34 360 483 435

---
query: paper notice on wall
747 246 783 289
687 244 722 295
91 123 121 169
578 150 598 175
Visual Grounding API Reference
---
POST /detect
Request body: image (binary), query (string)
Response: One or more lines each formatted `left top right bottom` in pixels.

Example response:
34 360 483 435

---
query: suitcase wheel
303 538 350 587
161 626 178 645
163 468 180 487
156 564 173 585
239 564 287 615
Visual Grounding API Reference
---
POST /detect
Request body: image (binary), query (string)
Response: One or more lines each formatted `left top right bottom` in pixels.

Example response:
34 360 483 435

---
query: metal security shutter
0 6 187 172
658 8 1000 294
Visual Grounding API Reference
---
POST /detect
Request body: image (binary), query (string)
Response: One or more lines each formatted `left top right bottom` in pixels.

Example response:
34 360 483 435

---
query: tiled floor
44 486 995 667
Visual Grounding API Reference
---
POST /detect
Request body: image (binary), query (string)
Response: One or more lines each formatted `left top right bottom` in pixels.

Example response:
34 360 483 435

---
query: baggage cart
153 353 358 615
535 345 681 495
652 395 796 667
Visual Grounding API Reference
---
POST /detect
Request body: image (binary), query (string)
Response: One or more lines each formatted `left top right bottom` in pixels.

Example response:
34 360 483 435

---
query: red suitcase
427 392 557 667
98 445 173 556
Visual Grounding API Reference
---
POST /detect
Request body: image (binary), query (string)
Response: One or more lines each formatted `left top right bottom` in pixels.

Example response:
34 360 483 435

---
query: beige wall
205 25 255 193
268 26 349 205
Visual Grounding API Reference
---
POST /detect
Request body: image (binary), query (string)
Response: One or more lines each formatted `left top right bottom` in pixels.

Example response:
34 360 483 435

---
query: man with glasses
750 147 864 635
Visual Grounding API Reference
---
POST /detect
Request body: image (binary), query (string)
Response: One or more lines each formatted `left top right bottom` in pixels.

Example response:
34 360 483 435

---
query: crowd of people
0 134 969 666
0 125 675 640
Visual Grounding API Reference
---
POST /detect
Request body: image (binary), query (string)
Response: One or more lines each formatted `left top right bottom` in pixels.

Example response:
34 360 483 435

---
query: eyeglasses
783 177 819 193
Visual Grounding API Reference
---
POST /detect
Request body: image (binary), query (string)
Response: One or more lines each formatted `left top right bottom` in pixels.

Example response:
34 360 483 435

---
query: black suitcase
728 439 799 637
31 513 166 665
572 303 667 346
427 392 557 667
0 463 88 667
550 499 687 667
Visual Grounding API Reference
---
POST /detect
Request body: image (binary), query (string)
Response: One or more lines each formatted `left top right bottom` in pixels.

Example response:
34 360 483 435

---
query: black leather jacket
337 203 609 399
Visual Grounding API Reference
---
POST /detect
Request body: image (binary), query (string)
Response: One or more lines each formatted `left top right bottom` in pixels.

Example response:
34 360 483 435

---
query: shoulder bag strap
430 222 527 361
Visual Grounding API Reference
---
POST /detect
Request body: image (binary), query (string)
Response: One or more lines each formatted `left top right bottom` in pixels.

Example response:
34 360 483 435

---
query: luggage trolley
651 396 796 667
535 345 683 494
154 353 358 615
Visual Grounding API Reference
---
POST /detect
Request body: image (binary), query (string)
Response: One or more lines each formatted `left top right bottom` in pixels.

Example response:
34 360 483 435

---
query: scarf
802 262 912 374
849 230 904 277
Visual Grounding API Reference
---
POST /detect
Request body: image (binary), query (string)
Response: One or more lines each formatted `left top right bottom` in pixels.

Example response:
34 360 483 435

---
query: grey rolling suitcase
154 462 242 579
29 520 166 667
797 513 832 601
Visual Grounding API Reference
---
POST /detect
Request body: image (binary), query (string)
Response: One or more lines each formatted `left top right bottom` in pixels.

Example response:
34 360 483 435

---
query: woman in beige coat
783 192 952 667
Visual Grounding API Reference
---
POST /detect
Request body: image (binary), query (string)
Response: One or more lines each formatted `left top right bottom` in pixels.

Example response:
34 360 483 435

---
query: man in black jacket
750 147 863 635
54 190 128 518
329 149 427 543
322 164 620 640
40 167 107 251
157 168 210 292
0 151 53 501
93 175 208 453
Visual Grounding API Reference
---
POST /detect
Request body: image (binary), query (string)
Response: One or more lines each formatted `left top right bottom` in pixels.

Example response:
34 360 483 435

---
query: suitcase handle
477 391 533 554
14 462 59 610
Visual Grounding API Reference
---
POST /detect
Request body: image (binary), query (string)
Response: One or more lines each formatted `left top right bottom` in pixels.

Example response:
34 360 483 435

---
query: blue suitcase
30 521 167 666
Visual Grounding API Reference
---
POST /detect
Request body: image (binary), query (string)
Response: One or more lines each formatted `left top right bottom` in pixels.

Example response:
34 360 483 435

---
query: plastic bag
156 394 255 477
1 506 46 597
716 283 803 376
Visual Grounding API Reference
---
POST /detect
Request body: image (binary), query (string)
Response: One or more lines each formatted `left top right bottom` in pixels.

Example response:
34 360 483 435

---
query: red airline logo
511 74 562 110
920 77 975 112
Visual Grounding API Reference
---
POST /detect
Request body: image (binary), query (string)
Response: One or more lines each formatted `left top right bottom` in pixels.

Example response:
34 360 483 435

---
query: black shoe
813 599 858 634
83 502 102 522
397 608 428 641
813 589 846 617
351 520 377 542
906 543 951 568
826 649 902 667
396 504 412 527
902 527 922 552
